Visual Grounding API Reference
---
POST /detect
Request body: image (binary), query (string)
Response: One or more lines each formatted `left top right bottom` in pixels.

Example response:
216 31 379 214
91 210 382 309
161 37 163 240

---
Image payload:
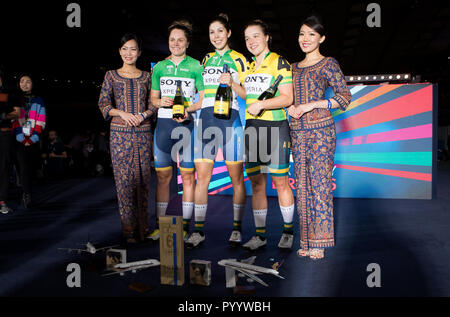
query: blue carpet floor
1 162 449 297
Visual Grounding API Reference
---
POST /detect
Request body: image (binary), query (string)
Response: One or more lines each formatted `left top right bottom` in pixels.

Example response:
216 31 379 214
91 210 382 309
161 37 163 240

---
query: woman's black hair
18 73 32 82
120 33 142 51
168 19 193 43
301 15 326 36
210 13 231 32
244 19 272 46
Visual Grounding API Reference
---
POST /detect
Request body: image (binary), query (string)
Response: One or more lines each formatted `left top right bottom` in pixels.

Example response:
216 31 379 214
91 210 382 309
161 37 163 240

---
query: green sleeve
151 63 161 91
195 62 205 92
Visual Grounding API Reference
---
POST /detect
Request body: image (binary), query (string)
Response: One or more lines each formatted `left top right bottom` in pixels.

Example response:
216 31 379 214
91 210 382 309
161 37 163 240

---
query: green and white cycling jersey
201 49 248 111
151 55 204 119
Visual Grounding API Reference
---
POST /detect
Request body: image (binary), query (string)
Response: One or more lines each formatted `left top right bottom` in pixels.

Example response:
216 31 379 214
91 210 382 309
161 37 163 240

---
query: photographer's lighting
345 73 412 83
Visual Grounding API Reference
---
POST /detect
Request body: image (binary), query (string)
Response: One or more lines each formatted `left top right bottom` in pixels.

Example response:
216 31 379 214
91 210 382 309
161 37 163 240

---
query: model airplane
58 241 119 254
102 259 160 276
218 259 284 287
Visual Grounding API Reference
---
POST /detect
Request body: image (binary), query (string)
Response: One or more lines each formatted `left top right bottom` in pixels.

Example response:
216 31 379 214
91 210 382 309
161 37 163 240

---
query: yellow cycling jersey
241 51 292 121
201 49 248 110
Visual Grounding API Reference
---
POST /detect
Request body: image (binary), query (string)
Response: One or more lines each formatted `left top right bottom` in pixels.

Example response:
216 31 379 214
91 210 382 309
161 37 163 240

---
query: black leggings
15 142 40 195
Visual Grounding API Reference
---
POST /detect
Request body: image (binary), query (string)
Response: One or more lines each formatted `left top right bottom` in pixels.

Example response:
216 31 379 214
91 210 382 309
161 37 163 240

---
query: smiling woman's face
209 21 231 51
19 76 33 93
169 28 189 57
244 25 269 57
298 24 325 54
119 39 140 65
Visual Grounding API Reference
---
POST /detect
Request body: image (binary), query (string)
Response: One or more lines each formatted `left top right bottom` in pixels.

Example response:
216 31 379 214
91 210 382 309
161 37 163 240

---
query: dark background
0 0 449 134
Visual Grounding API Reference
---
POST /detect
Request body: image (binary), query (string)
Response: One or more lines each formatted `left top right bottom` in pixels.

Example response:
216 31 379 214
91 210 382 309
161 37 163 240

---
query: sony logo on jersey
202 68 226 76
245 76 270 83
161 79 192 87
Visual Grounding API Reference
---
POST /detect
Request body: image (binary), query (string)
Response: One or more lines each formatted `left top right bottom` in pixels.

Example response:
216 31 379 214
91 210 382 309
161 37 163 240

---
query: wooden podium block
159 216 184 286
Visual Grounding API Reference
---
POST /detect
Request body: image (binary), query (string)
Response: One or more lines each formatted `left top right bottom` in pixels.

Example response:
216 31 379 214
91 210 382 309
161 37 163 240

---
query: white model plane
102 259 160 276
218 259 285 287
58 241 119 255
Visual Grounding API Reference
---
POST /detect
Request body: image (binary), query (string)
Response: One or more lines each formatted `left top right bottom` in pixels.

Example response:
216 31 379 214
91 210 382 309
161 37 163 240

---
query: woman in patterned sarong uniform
288 16 351 259
98 34 157 243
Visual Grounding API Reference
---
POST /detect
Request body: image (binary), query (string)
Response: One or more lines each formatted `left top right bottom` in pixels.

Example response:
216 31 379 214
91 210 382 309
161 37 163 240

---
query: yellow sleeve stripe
204 88 218 95
202 52 215 66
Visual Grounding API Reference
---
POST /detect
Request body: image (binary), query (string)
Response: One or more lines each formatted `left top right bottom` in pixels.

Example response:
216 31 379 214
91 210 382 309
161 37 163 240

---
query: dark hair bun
170 19 193 33
244 19 272 46
120 33 142 51
301 15 325 36
218 13 229 22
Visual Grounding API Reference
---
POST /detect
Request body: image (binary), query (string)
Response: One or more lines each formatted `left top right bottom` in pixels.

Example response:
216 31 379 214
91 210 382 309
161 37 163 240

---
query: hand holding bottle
159 97 174 108
218 72 233 86
246 101 265 117
173 109 189 123
214 64 232 120
252 75 283 117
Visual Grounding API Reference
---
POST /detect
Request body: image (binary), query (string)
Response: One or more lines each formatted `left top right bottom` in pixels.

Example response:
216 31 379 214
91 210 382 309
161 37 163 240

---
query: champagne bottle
172 80 186 120
213 64 231 120
256 75 283 117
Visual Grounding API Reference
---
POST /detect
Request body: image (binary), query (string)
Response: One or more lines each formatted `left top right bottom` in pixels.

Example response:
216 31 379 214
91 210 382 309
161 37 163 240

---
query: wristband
327 99 332 110
140 113 146 120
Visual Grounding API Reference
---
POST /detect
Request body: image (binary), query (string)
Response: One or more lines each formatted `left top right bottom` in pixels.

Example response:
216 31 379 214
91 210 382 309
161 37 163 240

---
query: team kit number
277 58 291 72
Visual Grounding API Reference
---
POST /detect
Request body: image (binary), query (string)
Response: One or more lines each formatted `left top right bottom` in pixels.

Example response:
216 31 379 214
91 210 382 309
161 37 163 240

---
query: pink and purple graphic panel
179 83 435 199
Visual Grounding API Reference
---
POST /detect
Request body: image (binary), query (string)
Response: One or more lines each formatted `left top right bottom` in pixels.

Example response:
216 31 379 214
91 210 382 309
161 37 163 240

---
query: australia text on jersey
244 75 272 94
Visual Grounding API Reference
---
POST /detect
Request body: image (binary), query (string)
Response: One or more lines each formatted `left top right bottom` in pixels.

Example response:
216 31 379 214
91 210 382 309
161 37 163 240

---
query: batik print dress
98 70 157 241
290 57 351 250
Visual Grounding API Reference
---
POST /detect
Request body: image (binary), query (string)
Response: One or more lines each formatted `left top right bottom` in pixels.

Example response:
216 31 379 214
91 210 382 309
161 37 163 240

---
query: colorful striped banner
334 151 431 166
337 124 432 146
335 164 432 182
336 85 432 134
